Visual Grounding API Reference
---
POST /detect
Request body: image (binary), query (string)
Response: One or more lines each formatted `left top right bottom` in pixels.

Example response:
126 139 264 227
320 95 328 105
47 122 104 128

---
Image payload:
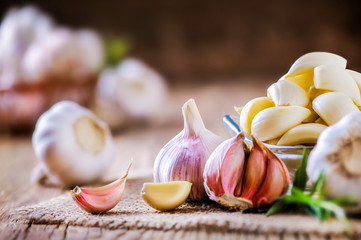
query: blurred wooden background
1 0 361 82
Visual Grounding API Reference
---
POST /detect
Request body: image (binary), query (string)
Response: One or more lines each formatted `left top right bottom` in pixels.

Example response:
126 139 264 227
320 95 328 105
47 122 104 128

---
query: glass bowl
223 115 313 178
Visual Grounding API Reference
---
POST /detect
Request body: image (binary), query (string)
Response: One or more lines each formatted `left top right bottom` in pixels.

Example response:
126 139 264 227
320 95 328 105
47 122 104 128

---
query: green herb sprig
267 150 355 234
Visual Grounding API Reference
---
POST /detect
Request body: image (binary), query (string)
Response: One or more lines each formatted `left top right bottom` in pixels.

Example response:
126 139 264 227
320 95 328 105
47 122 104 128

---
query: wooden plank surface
1 80 348 240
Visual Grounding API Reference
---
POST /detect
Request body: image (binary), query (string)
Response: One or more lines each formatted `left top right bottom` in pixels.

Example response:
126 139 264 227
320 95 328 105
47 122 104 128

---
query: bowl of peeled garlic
226 51 361 176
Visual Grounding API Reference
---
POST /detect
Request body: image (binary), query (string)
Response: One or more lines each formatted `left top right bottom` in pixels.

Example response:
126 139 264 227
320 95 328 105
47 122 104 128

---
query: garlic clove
286 52 347 77
240 136 267 199
71 161 132 213
250 138 290 208
308 86 330 101
314 65 361 106
315 117 327 125
141 181 192 211
239 97 275 136
153 99 224 201
284 71 314 92
267 79 309 107
346 69 361 92
302 106 319 123
277 123 327 146
220 133 246 196
312 92 360 126
251 106 311 141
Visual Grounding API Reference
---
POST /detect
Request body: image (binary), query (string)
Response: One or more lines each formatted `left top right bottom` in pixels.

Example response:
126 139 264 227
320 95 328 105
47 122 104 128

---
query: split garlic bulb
95 58 168 129
32 101 115 187
307 112 361 213
204 133 290 211
153 99 224 201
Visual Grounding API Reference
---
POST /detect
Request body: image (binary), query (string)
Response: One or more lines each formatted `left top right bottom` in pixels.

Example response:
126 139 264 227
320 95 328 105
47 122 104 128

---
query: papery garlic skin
204 133 290 211
153 99 224 201
32 101 115 187
307 112 361 213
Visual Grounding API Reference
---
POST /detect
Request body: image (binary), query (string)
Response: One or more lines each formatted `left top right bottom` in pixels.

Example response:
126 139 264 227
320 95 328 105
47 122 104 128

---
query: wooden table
1 79 324 240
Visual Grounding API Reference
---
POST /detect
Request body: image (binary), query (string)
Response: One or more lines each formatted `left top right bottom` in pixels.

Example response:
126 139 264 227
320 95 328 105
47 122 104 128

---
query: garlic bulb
0 6 53 89
204 133 290 211
94 58 168 128
22 28 103 82
153 99 224 201
32 101 115 187
307 112 361 213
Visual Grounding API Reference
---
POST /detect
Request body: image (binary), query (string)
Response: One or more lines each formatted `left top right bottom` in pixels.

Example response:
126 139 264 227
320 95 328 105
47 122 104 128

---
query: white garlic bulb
94 58 168 128
22 28 103 82
307 112 361 213
32 101 115 187
0 5 53 89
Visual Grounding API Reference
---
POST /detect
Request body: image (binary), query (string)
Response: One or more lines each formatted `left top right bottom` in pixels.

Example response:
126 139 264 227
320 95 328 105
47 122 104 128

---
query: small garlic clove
250 137 290 208
71 161 132 213
312 92 360 125
251 106 311 141
314 65 361 106
302 106 319 123
267 79 309 107
286 52 347 77
346 69 361 92
277 123 327 146
239 97 275 136
141 181 192 211
308 86 330 101
240 136 267 199
284 71 314 92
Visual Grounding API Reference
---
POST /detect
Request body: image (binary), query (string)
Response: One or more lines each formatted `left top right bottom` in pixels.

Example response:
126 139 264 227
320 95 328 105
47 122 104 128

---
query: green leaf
266 200 289 216
104 38 131 67
292 149 309 191
331 197 358 207
320 201 352 234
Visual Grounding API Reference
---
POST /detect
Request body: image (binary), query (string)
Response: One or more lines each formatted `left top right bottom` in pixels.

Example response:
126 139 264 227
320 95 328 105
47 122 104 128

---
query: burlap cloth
8 177 361 238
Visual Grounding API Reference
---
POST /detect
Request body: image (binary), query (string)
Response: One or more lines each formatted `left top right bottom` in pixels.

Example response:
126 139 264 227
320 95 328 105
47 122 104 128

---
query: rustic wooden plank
24 224 57 240
49 225 67 240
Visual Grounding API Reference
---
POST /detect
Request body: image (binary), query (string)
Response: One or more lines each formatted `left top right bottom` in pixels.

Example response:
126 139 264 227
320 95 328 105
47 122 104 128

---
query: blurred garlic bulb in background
0 6 53 89
22 28 104 82
94 58 169 129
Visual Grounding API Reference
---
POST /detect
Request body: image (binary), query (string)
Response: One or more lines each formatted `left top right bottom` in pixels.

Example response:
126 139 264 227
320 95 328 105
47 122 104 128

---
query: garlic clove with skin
71 161 132 213
32 101 115 187
153 99 224 201
204 133 290 211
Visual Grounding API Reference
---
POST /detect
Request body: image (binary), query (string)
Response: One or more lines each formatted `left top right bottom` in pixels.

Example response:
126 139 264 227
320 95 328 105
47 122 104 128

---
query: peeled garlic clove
277 123 327 146
141 181 192 211
154 99 224 201
302 107 319 123
32 101 115 187
284 72 314 92
346 69 361 92
314 65 361 106
251 106 311 141
308 86 330 101
312 92 360 126
315 117 328 125
307 112 361 213
267 79 309 107
239 97 274 136
71 162 132 213
250 138 290 208
286 52 347 77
